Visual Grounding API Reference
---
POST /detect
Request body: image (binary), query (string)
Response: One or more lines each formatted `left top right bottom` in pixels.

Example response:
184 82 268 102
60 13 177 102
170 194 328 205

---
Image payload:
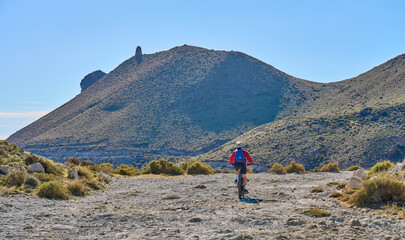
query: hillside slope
198 54 405 168
8 45 314 165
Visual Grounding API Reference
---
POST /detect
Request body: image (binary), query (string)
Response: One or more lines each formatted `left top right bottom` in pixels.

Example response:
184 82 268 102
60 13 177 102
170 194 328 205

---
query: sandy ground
1 171 404 240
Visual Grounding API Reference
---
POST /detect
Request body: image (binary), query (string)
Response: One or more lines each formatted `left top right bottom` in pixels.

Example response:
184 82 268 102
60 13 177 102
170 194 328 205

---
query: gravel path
1 172 404 240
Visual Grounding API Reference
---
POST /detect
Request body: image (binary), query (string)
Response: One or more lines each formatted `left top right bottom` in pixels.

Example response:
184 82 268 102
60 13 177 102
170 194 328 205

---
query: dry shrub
0 148 9 158
86 178 103 190
320 163 341 172
285 160 305 174
99 163 114 174
143 159 185 175
349 175 405 207
34 172 57 182
114 164 141 176
77 166 93 179
67 181 87 196
329 192 344 198
368 161 395 175
346 165 361 171
300 209 331 217
3 170 25 187
186 161 213 175
336 183 347 190
269 163 286 174
24 175 40 189
38 181 69 200
311 186 324 193
80 160 101 172
326 182 339 186
65 158 80 166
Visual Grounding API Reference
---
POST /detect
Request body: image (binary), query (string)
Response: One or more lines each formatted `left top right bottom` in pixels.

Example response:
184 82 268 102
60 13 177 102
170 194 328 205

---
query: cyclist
229 142 253 193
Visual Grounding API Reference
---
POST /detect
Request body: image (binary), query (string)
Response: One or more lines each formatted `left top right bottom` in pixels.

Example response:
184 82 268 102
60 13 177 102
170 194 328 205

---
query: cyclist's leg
242 174 247 186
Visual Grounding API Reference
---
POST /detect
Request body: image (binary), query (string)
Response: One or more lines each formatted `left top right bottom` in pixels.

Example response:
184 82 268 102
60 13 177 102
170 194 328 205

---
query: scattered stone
0 166 10 175
69 169 79 179
286 218 306 226
347 176 362 189
352 168 367 179
99 172 111 181
29 163 45 173
350 219 362 227
189 217 203 223
12 165 21 171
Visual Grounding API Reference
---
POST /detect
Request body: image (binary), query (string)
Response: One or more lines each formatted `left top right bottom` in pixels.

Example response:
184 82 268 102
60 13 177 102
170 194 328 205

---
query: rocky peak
135 46 142 63
80 70 106 92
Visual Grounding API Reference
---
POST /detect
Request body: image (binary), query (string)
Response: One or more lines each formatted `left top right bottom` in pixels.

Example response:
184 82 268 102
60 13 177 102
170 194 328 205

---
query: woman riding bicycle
229 142 253 193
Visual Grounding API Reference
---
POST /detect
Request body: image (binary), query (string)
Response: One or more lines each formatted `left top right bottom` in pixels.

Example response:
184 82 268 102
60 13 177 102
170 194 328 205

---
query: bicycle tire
237 172 244 199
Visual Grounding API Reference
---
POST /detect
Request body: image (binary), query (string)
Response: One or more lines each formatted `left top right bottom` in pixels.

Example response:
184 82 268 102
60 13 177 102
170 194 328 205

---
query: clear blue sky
1 0 404 140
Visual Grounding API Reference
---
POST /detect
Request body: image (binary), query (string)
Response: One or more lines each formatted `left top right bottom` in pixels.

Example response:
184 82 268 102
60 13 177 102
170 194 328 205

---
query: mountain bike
237 163 250 199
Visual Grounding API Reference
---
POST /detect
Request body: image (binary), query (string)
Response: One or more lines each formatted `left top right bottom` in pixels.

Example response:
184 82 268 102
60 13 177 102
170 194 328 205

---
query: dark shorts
234 162 247 174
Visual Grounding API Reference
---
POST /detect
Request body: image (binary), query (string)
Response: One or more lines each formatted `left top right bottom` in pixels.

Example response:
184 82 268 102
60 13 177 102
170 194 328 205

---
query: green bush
269 163 286 174
346 165 361 171
34 172 57 182
350 175 405 207
67 180 87 196
24 175 40 189
38 181 69 200
368 161 395 175
285 160 305 174
3 170 26 187
143 159 185 175
186 161 213 175
320 163 341 172
114 164 141 176
99 163 114 174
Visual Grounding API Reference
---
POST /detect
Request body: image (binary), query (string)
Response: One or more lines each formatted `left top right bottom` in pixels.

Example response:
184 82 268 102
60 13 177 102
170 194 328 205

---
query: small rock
189 217 202 223
286 218 306 226
29 163 45 173
12 165 21 171
347 176 362 189
350 219 362 227
0 165 10 175
352 168 367 179
69 169 79 179
99 172 111 181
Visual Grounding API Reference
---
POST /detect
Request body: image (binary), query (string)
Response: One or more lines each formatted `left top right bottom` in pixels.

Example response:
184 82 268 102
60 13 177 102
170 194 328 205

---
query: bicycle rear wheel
237 172 244 199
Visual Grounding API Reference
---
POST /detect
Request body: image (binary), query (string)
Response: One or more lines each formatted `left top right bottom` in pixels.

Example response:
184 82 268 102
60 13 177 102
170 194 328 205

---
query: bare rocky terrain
1 171 404 240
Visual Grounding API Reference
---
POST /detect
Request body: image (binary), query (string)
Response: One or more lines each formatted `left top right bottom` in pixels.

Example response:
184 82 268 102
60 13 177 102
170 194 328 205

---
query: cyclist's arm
229 152 235 165
244 151 253 164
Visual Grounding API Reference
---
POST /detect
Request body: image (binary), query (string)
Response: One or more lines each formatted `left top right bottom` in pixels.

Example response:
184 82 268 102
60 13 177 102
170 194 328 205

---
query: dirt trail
1 172 404 239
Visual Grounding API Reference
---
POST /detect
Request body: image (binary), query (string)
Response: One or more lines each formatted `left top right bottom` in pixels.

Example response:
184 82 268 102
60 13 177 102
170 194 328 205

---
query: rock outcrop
69 169 79 179
135 46 142 63
80 70 106 92
29 163 45 173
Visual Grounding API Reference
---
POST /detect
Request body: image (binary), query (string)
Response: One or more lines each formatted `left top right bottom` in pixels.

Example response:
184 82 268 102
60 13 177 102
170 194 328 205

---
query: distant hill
8 45 316 166
197 54 405 168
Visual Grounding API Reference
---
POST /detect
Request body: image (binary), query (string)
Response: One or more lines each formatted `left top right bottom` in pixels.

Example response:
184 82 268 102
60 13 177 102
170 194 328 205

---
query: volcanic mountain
8 45 316 165
7 46 405 168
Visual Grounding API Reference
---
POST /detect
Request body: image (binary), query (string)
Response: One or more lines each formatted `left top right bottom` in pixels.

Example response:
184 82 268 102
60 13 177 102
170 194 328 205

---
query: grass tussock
329 192 344 198
34 172 57 182
38 181 69 200
162 195 180 200
349 175 405 207
346 165 361 171
76 166 94 179
193 184 207 189
368 161 395 175
300 209 331 217
114 164 141 176
269 163 286 174
185 161 213 175
24 175 39 189
143 159 184 175
336 183 347 190
285 160 305 174
311 186 324 193
326 182 339 186
67 181 88 196
320 163 341 172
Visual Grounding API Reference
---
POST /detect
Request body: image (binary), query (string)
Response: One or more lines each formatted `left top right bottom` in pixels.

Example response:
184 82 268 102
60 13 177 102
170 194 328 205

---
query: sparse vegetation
185 161 213 175
162 195 180 200
346 165 361 171
193 184 207 189
300 209 331 217
311 186 324 193
269 163 286 174
368 161 395 175
329 192 344 198
38 181 69 200
143 159 184 175
336 183 347 190
320 163 340 172
349 175 405 207
2 170 25 187
285 160 305 174
326 182 339 186
114 164 141 176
